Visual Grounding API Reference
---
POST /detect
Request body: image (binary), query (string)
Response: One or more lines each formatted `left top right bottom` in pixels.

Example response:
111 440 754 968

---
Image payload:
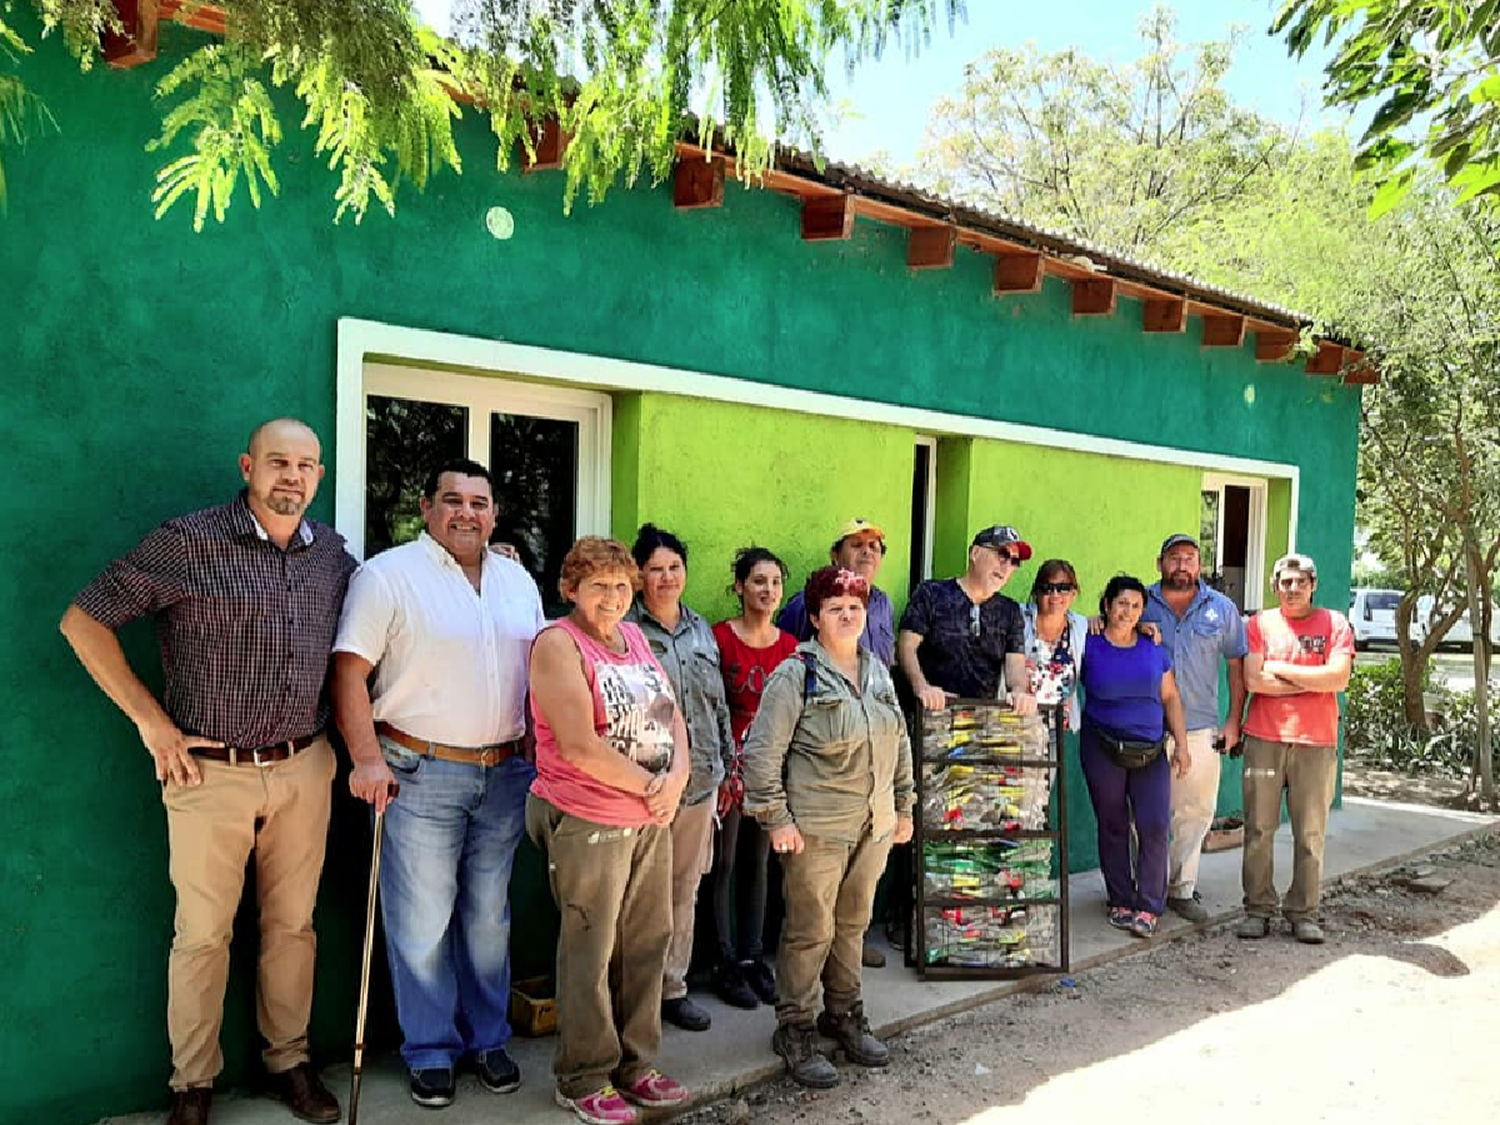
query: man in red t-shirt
1235 553 1354 945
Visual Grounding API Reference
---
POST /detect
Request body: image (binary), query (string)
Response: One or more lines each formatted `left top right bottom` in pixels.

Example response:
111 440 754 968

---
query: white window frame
338 360 611 560
914 435 937 581
1201 472 1269 611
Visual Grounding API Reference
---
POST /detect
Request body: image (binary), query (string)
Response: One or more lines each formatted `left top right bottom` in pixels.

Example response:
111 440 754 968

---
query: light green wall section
933 438 974 578
964 443 1202 603
611 392 643 533
1266 479 1293 604
613 394 917 621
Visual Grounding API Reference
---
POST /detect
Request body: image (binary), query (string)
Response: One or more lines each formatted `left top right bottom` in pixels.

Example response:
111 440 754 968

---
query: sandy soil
680 830 1500 1125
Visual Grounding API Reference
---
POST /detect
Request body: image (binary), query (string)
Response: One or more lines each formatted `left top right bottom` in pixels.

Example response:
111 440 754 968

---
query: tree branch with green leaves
7 0 964 226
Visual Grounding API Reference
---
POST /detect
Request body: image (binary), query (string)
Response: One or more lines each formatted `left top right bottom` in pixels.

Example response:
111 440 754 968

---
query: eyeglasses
1037 582 1076 595
998 553 1020 567
970 603 982 637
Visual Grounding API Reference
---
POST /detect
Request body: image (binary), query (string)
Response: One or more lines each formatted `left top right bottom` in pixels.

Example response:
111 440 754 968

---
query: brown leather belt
193 732 321 768
376 722 523 768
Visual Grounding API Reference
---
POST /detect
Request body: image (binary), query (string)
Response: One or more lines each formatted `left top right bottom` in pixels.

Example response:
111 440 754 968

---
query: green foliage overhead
914 5 1292 255
1275 0 1500 215
8 0 964 226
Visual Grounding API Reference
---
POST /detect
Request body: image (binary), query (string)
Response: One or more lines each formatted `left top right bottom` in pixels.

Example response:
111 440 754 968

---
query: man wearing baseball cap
898 526 1037 714
1141 533 1248 923
777 519 895 666
1236 552 1354 944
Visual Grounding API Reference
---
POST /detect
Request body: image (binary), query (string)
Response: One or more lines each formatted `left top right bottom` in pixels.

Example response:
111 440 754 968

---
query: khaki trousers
1167 728 1220 898
662 796 715 1000
161 737 335 1089
526 796 672 1099
1241 736 1339 921
775 829 892 1027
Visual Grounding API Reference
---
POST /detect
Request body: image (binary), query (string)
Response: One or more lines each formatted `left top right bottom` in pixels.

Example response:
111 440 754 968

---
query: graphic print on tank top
595 660 677 773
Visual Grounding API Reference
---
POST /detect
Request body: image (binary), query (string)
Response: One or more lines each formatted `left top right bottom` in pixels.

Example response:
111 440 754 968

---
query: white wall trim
337 317 1303 545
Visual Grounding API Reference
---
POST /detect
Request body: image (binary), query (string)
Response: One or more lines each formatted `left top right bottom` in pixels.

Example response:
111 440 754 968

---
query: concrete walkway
99 797 1495 1125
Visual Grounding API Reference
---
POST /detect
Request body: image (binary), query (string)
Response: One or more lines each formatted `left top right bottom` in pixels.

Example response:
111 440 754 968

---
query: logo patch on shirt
1298 634 1328 656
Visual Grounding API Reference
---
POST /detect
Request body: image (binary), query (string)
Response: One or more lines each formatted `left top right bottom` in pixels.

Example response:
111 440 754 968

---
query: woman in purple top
1080 575 1192 938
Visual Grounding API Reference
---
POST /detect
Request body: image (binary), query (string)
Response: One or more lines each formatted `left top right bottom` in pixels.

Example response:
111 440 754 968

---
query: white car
1349 588 1404 650
1413 594 1500 649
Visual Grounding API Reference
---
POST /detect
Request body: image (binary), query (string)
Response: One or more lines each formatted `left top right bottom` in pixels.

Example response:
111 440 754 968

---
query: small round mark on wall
486 206 516 241
1243 384 1256 406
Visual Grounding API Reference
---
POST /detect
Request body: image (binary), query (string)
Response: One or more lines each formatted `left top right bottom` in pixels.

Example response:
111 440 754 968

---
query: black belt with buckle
193 732 321 767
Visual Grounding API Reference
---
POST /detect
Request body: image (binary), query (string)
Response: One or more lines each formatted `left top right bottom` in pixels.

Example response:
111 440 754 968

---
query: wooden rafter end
1072 278 1117 317
673 157 725 210
908 225 956 271
1202 314 1246 348
992 252 1043 294
802 195 855 242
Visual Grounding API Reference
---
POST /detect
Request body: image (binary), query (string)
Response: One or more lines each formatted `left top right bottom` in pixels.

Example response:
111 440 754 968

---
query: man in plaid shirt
60 419 356 1125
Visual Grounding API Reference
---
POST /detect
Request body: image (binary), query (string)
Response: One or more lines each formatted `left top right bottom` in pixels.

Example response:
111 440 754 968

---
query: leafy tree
1162 135 1499 802
5 0 962 227
1275 0 1500 215
914 4 1294 255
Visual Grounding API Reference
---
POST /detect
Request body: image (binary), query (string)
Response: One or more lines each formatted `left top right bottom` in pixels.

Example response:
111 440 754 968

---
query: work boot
1166 892 1209 923
167 1088 212 1125
267 1063 340 1124
772 1022 839 1089
711 960 759 1009
816 1005 889 1068
1293 919 1326 945
1234 915 1271 939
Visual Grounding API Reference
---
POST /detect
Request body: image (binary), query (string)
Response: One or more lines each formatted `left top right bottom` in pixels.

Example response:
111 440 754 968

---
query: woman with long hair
709 546 798 1008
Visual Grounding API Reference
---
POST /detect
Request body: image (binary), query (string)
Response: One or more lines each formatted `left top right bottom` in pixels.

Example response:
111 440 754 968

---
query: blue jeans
1079 726 1171 915
377 741 534 1072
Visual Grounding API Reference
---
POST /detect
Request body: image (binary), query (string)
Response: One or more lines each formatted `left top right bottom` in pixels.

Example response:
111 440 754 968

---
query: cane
350 784 396 1125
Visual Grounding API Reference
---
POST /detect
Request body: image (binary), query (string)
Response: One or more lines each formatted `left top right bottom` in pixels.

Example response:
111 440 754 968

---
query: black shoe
712 960 759 1009
772 1023 839 1089
409 1068 455 1109
167 1088 212 1125
662 996 712 1031
742 958 776 1005
267 1063 341 1123
817 1005 889 1068
475 1049 521 1094
884 919 907 952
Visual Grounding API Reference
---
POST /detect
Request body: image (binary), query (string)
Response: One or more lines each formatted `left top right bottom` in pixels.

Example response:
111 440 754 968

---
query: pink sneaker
620 1068 692 1108
554 1086 637 1125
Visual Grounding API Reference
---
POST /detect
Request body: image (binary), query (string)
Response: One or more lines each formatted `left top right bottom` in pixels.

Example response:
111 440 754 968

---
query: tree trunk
1397 595 1444 727
1463 541 1494 799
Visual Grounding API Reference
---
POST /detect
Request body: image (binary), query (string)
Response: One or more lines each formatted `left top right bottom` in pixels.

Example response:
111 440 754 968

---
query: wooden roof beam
1202 314 1247 348
1306 340 1346 376
1342 349 1382 384
104 0 160 69
1143 298 1185 333
673 156 725 210
802 195 855 241
1073 278 1117 317
521 118 570 173
907 225 956 271
1255 330 1298 363
993 252 1043 294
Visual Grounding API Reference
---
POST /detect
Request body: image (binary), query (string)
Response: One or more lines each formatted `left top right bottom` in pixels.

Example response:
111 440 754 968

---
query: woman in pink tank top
525 537 692 1125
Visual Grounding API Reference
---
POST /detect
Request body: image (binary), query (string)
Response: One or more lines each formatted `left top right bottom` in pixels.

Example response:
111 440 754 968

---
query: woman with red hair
743 566 915 1090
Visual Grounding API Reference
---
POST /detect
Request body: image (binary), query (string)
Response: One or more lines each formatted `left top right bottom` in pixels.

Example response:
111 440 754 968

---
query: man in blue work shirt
778 518 896 664
1142 533 1247 922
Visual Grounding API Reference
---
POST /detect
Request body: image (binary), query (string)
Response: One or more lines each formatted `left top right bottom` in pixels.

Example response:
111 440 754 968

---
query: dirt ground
680 828 1500 1125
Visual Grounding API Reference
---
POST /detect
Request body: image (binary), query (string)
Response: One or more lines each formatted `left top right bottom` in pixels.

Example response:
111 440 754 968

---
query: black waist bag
1092 726 1165 770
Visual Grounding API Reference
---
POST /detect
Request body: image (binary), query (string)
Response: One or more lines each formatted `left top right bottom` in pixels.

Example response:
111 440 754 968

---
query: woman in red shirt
710 546 799 1008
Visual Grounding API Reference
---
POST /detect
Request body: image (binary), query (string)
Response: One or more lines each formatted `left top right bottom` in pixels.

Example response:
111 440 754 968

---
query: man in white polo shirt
332 458 546 1110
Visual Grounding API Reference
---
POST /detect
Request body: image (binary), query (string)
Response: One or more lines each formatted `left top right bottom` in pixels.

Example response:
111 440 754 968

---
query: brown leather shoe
268 1063 341 1124
166 1088 211 1125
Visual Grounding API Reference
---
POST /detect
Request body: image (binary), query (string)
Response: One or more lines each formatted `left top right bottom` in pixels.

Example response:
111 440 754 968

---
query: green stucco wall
611 394 917 621
3 19 1361 1124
